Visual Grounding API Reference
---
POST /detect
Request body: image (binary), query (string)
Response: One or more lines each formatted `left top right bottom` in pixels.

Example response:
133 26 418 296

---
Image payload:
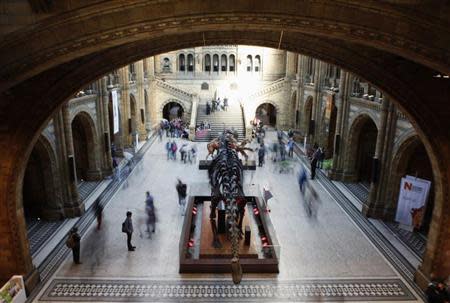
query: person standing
287 138 294 158
176 179 187 216
123 211 136 251
66 227 81 264
223 98 228 111
145 192 156 236
318 147 325 169
311 148 320 179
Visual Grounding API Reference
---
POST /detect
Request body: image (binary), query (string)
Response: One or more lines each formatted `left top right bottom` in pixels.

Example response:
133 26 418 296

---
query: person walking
165 141 171 160
223 98 228 111
287 138 294 158
258 143 266 167
66 227 81 264
145 192 156 236
298 166 308 196
95 200 103 230
123 211 136 251
176 179 187 216
171 141 178 160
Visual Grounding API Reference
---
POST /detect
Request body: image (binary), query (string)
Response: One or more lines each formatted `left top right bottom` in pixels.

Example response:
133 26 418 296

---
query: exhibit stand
0 275 26 303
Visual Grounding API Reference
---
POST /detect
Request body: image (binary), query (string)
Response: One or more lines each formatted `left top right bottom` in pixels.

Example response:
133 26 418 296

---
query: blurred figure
426 280 449 303
95 200 103 230
298 166 308 196
145 192 156 238
258 143 266 167
304 185 319 218
176 179 187 216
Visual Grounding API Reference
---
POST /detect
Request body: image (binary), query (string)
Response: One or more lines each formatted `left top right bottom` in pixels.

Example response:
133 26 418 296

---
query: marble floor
33 132 424 302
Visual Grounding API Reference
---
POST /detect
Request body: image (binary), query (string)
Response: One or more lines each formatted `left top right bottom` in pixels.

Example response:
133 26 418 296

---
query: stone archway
389 135 435 237
255 102 277 127
22 136 62 221
161 100 186 121
0 2 450 288
320 99 338 158
71 112 99 182
344 114 378 183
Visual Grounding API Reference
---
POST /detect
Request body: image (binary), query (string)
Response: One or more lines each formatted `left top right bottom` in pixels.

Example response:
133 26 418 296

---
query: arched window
221 54 227 72
229 55 235 72
129 63 136 81
179 54 185 72
187 54 194 72
247 55 253 72
307 57 313 75
213 54 219 72
204 54 211 72
254 55 261 72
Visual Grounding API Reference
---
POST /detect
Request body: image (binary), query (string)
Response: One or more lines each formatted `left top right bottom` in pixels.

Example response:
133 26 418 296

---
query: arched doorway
71 113 97 182
163 101 184 121
302 96 313 135
255 103 276 127
22 137 60 221
354 117 378 183
392 138 434 237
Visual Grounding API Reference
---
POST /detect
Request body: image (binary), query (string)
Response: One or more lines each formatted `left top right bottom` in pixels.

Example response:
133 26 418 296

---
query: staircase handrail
154 78 193 101
248 77 287 99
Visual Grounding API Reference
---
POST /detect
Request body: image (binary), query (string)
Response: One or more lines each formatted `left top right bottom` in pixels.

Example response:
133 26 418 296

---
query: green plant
323 159 333 170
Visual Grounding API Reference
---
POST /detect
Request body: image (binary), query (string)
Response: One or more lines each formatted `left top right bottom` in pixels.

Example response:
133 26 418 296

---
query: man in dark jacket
426 281 450 303
124 211 135 251
68 227 81 264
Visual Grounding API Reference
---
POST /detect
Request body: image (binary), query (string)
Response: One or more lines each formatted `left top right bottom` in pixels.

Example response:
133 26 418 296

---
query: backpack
65 235 75 249
171 144 177 152
122 221 127 233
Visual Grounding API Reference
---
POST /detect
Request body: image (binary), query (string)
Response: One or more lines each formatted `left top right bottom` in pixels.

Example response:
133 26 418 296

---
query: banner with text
112 90 119 134
395 175 431 228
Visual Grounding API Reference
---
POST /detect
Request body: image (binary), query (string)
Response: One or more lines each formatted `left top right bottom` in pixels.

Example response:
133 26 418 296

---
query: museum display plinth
179 196 279 274
199 160 256 170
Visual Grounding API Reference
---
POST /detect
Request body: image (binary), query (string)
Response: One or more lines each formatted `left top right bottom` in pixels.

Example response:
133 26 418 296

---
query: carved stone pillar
329 70 349 180
62 104 84 216
100 77 113 175
136 60 147 141
363 97 389 217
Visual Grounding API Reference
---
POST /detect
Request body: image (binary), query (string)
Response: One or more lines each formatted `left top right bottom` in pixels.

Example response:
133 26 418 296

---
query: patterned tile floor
41 278 415 302
34 132 424 302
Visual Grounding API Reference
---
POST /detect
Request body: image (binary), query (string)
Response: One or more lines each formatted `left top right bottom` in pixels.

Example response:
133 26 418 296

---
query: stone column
329 70 349 179
309 60 324 145
62 104 84 216
136 60 147 140
363 97 389 217
119 66 131 146
285 51 297 79
100 77 113 175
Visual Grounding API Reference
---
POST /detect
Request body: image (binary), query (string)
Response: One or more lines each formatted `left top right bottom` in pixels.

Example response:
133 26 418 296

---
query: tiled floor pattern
41 278 415 302
342 182 369 203
34 131 423 302
384 222 426 258
78 181 101 201
28 220 65 256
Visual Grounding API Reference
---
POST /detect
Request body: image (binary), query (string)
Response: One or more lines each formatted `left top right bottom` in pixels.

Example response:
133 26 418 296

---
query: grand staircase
195 100 245 142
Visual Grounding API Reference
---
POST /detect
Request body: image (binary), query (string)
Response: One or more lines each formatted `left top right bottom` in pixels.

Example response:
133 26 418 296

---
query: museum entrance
355 118 377 183
255 103 276 127
23 137 59 221
72 113 96 182
163 102 184 121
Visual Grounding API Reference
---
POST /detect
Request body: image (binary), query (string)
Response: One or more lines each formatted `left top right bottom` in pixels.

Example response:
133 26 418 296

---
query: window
187 54 194 72
179 54 185 72
254 55 261 72
213 54 219 72
221 54 227 72
204 54 211 72
229 55 235 72
129 64 136 81
247 55 252 72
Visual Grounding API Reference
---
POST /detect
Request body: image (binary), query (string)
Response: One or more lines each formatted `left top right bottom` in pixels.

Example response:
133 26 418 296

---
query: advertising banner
395 175 431 229
111 90 119 134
